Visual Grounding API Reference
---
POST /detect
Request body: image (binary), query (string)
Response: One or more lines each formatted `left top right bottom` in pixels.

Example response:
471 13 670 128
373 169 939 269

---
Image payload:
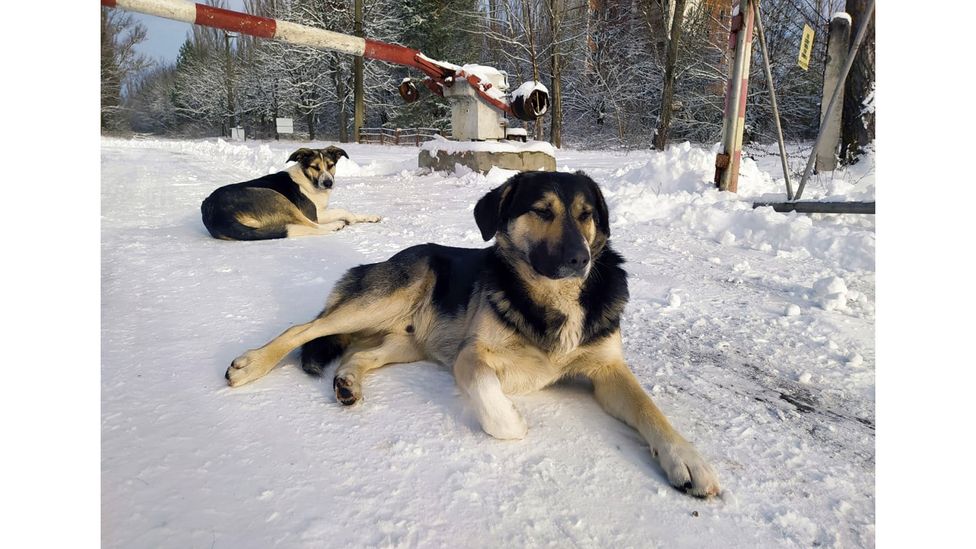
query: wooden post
815 13 852 172
395 128 400 145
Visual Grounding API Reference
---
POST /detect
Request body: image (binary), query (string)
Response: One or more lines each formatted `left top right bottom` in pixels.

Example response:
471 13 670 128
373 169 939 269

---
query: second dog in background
201 146 381 240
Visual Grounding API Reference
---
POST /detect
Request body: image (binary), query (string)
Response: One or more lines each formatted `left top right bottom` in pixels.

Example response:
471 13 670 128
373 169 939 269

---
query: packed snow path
102 138 875 548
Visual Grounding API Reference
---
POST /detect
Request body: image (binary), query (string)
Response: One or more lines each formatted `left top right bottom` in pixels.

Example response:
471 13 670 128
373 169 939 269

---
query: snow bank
104 137 417 179
597 142 875 272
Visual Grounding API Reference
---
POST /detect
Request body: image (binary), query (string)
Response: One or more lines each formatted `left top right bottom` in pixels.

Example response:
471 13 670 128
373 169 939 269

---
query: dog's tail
300 335 348 376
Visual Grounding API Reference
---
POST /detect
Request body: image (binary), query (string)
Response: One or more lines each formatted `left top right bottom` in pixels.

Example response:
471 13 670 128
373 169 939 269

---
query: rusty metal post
795 0 875 201
715 0 756 193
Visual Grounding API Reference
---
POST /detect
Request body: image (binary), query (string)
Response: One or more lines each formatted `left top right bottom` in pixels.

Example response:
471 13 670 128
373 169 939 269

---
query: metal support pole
794 0 875 201
715 0 755 193
751 0 793 200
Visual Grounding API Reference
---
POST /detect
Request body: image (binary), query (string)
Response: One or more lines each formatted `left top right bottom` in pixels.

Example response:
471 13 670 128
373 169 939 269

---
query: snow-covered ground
101 137 875 548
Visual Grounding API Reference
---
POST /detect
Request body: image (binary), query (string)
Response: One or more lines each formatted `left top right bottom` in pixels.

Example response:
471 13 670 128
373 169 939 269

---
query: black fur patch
428 245 491 315
579 246 628 344
484 249 556 345
301 335 346 376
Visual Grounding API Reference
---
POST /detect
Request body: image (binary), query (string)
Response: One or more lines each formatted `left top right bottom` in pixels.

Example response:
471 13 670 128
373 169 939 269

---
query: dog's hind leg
227 310 399 387
226 285 425 387
332 333 425 405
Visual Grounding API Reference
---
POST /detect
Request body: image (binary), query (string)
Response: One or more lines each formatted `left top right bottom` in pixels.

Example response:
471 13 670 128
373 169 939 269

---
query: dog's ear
474 172 524 241
323 146 349 162
288 148 316 166
576 171 610 238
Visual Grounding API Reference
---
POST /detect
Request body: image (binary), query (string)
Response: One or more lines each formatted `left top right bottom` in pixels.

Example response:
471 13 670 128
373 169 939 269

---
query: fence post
395 128 400 145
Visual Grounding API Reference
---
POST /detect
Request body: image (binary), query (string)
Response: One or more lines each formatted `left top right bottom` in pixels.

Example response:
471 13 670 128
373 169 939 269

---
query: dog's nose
566 251 588 269
556 250 589 278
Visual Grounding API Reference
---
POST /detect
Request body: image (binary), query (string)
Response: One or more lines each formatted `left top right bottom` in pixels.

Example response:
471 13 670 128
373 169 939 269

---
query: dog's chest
495 343 582 395
306 190 331 221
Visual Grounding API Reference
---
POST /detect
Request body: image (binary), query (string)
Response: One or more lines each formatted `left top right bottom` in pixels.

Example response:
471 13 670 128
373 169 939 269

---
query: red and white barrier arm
100 0 514 115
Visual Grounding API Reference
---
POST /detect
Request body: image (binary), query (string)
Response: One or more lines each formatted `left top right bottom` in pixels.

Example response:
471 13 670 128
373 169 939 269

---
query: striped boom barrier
714 0 755 193
100 0 516 116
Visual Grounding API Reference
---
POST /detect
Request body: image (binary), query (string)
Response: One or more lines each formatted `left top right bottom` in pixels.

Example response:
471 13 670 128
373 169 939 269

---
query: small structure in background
275 117 294 136
230 126 245 141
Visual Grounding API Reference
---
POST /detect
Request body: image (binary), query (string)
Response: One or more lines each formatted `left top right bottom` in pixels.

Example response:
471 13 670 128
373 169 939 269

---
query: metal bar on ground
793 0 875 201
752 0 794 200
752 201 875 214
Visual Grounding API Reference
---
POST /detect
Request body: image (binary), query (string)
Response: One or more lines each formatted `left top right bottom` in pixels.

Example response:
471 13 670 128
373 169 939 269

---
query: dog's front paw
225 350 268 387
324 220 348 232
360 214 382 223
655 441 721 498
477 400 528 440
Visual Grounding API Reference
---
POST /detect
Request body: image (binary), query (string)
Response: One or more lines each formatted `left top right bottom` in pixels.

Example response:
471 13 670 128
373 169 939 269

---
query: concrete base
419 147 556 174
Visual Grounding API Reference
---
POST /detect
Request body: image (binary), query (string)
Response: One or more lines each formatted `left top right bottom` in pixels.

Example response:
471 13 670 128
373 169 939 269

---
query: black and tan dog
201 146 381 240
224 170 720 497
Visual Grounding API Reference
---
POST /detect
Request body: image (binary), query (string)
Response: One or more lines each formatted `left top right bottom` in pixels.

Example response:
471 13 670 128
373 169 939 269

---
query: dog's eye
578 210 593 222
532 207 555 221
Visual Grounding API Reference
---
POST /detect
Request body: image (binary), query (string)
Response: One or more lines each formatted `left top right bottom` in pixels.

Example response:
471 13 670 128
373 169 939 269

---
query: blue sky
131 0 246 64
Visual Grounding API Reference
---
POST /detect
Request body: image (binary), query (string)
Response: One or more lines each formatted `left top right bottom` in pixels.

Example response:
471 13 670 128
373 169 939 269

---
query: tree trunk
334 55 349 143
353 0 364 143
308 111 316 141
840 0 876 164
548 0 562 148
654 0 686 150
522 0 544 141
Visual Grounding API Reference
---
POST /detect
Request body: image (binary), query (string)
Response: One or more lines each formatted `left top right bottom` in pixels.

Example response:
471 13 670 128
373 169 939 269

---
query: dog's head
288 146 349 190
475 171 610 280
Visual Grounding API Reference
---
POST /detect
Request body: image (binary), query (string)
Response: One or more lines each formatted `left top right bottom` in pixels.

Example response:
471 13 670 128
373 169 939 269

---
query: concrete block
419 147 556 174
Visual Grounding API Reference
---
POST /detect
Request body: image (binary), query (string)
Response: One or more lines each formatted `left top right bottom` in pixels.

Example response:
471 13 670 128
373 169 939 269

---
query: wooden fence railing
358 127 449 146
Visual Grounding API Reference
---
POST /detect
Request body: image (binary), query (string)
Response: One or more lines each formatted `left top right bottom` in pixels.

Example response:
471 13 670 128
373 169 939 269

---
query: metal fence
358 127 449 146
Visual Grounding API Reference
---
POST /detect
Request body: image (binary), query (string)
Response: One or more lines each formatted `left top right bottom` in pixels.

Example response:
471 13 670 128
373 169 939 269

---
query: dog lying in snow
224 170 720 497
201 146 381 240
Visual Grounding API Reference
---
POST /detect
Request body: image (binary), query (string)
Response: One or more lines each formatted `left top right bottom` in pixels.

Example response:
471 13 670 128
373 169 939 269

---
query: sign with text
276 117 294 134
797 24 815 71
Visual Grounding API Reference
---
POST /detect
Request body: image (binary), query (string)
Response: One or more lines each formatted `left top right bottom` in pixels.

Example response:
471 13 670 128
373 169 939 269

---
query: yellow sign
798 24 815 71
